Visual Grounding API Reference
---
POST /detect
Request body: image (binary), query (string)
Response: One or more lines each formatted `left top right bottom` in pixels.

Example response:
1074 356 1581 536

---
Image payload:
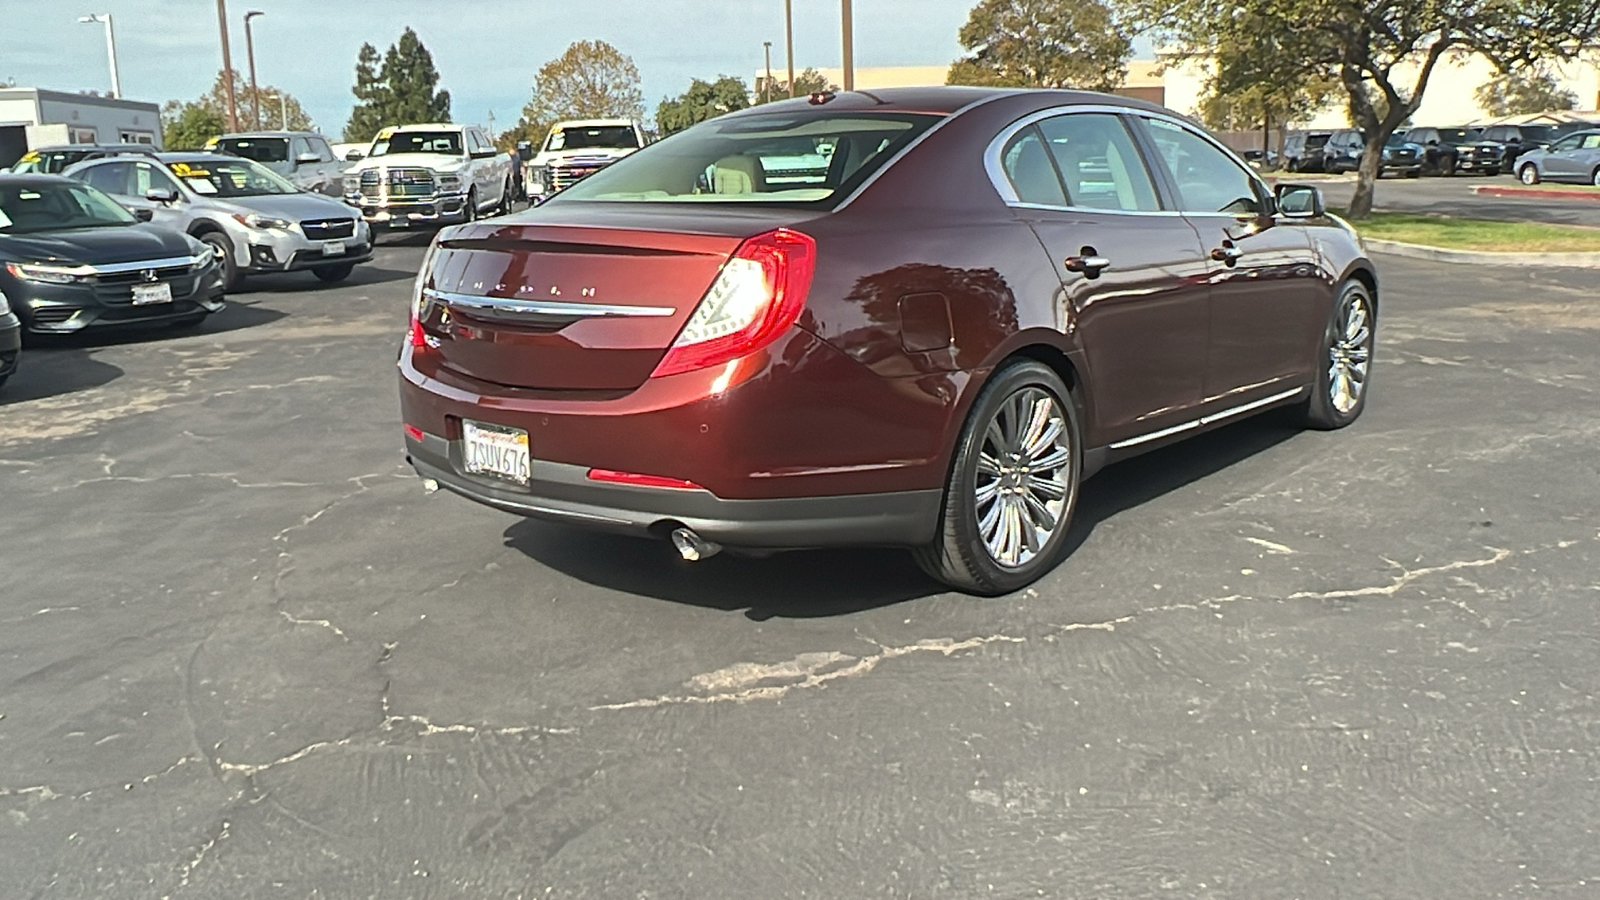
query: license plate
462 420 530 485
321 240 345 257
131 282 173 306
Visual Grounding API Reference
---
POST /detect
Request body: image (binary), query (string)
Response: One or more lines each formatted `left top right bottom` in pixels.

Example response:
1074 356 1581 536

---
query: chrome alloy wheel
974 387 1073 568
1329 290 1373 415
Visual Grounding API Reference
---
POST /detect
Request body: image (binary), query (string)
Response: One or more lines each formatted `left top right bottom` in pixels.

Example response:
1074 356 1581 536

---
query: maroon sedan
399 87 1375 594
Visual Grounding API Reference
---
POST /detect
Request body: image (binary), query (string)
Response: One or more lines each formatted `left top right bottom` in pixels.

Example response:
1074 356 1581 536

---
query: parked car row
1280 120 1597 179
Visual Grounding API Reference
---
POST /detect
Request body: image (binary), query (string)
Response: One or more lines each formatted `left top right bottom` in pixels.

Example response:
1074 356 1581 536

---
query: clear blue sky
2 0 995 134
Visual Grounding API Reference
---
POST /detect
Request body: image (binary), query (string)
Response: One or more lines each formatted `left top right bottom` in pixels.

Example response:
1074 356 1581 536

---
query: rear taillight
586 468 704 490
651 228 816 378
408 242 438 350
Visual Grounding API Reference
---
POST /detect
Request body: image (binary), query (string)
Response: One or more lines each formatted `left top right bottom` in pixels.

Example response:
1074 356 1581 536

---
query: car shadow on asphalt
229 266 419 294
0 346 123 405
500 412 1303 620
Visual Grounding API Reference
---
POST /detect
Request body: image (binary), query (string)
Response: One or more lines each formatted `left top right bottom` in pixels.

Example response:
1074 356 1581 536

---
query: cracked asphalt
2 242 1599 899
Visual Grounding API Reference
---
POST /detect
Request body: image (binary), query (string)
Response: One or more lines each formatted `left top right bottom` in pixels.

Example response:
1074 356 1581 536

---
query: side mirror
295 153 321 166
470 148 498 160
516 141 532 153
1275 183 1325 218
1427 139 1439 146
145 187 178 204
131 208 155 222
344 150 364 162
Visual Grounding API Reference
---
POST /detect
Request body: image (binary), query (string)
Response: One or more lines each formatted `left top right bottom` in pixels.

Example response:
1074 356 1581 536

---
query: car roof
25 143 156 152
388 123 460 132
551 119 637 128
719 86 1174 120
214 132 321 139
0 173 78 186
154 152 236 164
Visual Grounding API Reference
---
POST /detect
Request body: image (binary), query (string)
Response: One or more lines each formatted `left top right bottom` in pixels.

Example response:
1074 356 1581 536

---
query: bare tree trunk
1347 138 1385 218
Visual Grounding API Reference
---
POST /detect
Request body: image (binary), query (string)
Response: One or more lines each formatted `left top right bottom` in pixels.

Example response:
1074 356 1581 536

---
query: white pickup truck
525 118 646 201
342 123 513 231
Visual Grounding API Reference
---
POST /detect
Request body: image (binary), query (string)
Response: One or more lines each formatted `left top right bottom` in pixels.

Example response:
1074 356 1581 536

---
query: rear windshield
1436 129 1477 142
0 180 136 234
549 112 941 206
1303 134 1330 148
371 131 462 157
216 138 289 163
545 125 640 152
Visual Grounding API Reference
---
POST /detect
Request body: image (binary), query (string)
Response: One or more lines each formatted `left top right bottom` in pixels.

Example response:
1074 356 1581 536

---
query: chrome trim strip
89 255 208 274
1109 386 1306 450
983 103 1272 217
424 288 674 319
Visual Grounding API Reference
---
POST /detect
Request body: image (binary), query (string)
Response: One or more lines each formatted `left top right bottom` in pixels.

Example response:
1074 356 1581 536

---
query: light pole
77 14 121 99
215 0 240 132
763 41 774 104
244 10 265 131
841 0 854 91
784 0 795 97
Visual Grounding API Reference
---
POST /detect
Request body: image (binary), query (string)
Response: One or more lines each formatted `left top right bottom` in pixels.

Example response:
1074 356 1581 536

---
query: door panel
1026 211 1211 443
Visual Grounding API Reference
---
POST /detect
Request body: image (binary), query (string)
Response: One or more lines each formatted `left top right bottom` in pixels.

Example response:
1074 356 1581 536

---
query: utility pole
841 0 854 91
216 0 240 132
763 41 774 104
784 0 795 97
244 10 264 131
78 14 121 99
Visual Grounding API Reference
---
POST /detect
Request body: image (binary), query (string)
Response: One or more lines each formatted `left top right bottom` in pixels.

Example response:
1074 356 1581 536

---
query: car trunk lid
420 206 807 391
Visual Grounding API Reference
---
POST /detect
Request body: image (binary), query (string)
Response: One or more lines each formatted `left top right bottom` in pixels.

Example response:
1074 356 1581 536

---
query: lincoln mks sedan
399 87 1377 594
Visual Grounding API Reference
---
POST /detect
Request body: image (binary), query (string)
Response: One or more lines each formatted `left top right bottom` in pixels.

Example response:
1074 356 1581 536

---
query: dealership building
0 87 163 169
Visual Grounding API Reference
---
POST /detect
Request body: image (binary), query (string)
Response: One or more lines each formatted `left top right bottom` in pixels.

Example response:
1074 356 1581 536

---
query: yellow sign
170 162 212 178
19 151 39 163
203 137 219 149
376 127 396 140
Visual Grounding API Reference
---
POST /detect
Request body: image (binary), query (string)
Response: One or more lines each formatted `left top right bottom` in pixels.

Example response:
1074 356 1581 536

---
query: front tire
463 188 478 223
1301 279 1375 430
197 231 242 292
1520 164 1541 185
915 360 1082 595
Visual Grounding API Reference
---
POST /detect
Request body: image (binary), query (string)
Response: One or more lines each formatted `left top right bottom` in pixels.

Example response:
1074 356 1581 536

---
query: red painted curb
1473 185 1600 201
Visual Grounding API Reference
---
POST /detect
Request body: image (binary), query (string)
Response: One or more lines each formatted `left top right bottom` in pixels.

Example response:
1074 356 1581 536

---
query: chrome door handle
1211 244 1244 265
1064 255 1111 275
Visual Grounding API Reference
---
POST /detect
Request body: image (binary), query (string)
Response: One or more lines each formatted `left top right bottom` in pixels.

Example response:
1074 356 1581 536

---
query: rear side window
550 112 939 206
80 161 132 195
1001 128 1067 206
219 138 289 163
1036 113 1160 212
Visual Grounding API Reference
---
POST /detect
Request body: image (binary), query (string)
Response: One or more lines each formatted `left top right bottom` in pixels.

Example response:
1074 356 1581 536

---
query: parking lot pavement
1309 174 1600 227
3 247 1599 898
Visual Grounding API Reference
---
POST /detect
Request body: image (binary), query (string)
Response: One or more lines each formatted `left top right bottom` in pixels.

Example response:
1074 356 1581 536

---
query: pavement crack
278 609 349 641
166 817 232 897
590 634 1026 711
1286 547 1513 600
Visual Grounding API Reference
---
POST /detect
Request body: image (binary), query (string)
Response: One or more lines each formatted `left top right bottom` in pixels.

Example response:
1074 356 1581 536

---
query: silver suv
65 152 373 289
208 132 349 197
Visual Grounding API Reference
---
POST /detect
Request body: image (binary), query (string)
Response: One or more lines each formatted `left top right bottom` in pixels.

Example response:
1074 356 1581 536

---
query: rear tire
1520 164 1541 185
1591 167 1600 187
1301 279 1375 431
197 231 242 292
914 360 1082 596
312 263 355 283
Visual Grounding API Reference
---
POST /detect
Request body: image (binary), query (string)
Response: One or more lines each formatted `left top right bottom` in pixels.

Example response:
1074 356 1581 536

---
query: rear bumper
405 431 940 549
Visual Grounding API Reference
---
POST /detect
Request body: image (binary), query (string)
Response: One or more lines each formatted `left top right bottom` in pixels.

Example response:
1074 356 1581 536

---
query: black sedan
0 175 225 337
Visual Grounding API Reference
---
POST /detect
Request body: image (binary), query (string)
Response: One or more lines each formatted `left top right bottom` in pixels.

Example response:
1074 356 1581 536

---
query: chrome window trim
984 104 1273 217
1109 386 1306 450
424 288 674 319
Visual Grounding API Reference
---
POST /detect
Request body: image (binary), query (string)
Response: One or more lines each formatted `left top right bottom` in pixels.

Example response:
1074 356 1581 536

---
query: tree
160 70 312 148
656 76 751 136
946 0 1132 91
342 29 451 143
503 41 644 155
161 101 225 150
1135 0 1600 219
343 43 388 143
1194 23 1339 161
381 28 452 125
1475 67 1579 116
753 67 837 103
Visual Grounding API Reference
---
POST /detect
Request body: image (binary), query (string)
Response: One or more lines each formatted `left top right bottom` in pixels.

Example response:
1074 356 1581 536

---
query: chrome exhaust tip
421 478 439 494
671 527 722 562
